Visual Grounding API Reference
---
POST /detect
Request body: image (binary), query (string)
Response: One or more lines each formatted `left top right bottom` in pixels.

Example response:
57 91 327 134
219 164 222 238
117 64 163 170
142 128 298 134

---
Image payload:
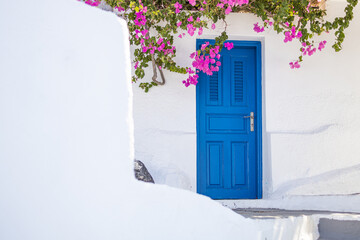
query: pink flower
224 42 234 50
177 21 182 27
265 20 273 26
201 41 209 50
158 43 165 51
289 61 300 69
318 40 327 51
188 0 196 6
187 24 196 36
134 61 139 69
306 2 311 13
211 23 216 30
308 48 316 56
225 6 232 14
157 38 163 45
296 31 302 38
114 5 124 12
253 23 264 33
174 2 182 13
198 27 203 35
84 0 101 6
187 16 194 22
284 31 292 43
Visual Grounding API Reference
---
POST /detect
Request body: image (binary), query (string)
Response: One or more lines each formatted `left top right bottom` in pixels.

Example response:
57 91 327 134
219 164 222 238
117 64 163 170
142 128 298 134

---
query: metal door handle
243 112 254 132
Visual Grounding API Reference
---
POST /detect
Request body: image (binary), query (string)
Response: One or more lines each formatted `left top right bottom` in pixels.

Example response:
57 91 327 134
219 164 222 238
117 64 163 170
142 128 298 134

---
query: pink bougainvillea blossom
188 0 196 6
187 16 194 22
187 24 196 36
114 5 124 12
211 23 216 29
201 41 210 50
306 2 311 13
134 61 139 69
174 2 182 13
134 11 147 26
265 20 273 26
225 6 233 14
302 43 317 56
157 38 163 45
284 26 302 43
183 43 223 87
318 40 327 51
289 61 300 69
198 27 203 35
224 42 234 50
253 23 264 33
84 0 101 6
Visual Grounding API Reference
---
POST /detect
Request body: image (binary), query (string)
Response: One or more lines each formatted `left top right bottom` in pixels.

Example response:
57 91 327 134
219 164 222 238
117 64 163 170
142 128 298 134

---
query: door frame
196 39 263 199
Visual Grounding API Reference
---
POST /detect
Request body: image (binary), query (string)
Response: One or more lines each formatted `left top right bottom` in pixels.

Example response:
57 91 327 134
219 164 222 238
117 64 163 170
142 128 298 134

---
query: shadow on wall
265 123 360 198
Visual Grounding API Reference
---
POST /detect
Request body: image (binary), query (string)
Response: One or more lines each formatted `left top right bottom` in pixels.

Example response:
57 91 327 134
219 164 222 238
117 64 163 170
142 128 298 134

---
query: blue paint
196 40 262 199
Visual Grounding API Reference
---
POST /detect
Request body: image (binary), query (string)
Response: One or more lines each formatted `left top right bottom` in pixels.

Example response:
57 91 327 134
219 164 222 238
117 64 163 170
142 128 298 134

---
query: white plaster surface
132 0 360 211
0 1 318 239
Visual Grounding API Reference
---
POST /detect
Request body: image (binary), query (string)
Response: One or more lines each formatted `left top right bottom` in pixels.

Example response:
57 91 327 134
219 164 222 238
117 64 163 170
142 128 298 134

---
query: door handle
243 112 254 132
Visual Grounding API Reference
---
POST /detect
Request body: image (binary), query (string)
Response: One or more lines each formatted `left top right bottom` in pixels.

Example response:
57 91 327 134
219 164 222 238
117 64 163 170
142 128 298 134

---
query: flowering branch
80 0 358 92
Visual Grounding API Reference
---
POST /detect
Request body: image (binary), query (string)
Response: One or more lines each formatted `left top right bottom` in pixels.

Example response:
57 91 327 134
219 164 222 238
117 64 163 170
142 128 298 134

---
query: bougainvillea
80 0 358 92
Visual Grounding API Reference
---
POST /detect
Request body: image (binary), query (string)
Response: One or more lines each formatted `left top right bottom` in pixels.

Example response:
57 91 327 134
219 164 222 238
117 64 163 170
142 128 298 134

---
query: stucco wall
133 0 360 211
1 1 304 239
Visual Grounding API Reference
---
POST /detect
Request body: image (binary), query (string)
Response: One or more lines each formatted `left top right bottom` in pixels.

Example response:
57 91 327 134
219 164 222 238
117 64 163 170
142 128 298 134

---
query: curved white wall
133 0 360 211
1 1 306 239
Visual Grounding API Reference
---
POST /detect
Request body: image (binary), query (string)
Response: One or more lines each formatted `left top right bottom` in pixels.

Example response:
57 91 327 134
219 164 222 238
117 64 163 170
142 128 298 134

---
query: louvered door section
207 65 222 106
232 59 245 105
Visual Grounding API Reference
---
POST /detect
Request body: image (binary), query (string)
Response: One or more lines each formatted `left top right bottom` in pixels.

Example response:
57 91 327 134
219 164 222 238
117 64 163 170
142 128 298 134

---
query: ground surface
234 208 360 240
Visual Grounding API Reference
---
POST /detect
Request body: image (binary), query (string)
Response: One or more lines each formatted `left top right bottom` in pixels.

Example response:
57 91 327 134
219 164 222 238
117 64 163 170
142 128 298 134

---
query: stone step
318 218 360 240
233 208 360 240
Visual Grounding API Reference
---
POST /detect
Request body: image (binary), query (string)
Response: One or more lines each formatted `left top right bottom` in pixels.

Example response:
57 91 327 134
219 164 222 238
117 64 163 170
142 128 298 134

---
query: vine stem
151 54 166 85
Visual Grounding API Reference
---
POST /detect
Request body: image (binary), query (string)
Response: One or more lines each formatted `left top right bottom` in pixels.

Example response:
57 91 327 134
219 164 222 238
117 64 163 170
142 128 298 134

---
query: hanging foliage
81 0 358 92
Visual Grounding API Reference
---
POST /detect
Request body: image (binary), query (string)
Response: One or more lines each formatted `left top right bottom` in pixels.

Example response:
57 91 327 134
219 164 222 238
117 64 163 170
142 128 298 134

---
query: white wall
0 1 313 239
133 0 360 211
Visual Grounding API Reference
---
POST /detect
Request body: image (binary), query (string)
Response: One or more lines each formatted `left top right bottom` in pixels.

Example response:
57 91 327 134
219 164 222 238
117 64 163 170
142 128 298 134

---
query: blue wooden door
196 40 262 199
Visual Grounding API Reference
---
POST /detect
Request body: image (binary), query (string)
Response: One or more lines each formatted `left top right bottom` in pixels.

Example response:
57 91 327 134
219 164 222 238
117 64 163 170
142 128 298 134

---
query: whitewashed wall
1 1 313 240
133 0 360 212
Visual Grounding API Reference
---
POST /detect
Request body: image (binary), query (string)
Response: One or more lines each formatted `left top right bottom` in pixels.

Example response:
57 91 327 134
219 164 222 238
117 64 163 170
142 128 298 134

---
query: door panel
196 40 262 199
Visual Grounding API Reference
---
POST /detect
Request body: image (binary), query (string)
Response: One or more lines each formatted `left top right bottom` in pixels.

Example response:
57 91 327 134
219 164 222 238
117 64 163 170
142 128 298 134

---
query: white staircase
233 208 360 240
